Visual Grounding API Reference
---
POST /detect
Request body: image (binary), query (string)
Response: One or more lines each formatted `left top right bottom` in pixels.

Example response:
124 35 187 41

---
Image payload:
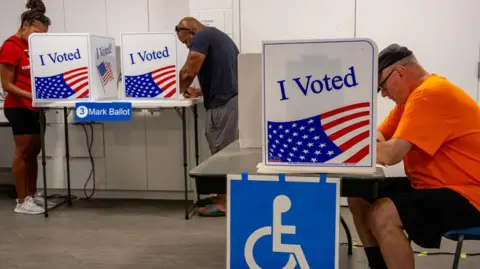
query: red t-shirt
0 35 36 111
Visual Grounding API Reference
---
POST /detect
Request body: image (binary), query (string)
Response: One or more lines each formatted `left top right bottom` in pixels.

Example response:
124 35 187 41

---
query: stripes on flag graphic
97 61 114 86
125 64 176 98
267 102 371 164
35 66 89 99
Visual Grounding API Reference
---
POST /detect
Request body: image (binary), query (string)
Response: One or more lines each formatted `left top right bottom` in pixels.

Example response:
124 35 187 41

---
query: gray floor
0 195 479 269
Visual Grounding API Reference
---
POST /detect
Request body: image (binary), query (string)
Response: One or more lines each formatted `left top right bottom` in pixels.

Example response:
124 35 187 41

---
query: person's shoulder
1 36 17 48
409 74 458 100
191 28 211 44
0 36 25 53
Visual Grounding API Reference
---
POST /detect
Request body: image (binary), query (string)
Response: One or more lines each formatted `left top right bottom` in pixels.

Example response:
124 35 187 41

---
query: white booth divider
29 33 118 107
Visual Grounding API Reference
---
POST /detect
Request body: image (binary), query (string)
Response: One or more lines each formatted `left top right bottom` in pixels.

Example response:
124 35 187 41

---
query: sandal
198 204 226 217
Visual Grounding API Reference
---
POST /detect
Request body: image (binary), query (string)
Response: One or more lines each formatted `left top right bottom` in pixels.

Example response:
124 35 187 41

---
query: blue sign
75 102 132 122
227 173 340 269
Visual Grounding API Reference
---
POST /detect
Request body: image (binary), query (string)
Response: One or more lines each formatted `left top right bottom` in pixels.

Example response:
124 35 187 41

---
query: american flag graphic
125 64 176 98
267 102 371 164
35 67 89 99
97 61 114 86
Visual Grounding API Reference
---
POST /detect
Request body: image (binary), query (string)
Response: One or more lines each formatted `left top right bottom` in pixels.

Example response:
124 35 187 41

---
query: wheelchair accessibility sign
227 173 340 269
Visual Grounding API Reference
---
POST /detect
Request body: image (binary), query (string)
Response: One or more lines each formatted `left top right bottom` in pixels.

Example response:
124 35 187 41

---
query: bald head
175 17 206 48
176 17 205 33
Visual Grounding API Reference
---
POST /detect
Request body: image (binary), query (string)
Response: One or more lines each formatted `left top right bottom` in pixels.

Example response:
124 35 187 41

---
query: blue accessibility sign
227 173 340 269
75 102 132 122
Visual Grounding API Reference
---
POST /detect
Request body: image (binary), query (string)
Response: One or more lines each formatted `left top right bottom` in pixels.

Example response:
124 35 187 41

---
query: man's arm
376 138 412 166
179 51 206 94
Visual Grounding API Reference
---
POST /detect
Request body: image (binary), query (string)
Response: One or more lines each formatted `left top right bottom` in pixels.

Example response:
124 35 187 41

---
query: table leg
63 107 72 206
193 105 200 202
39 108 49 218
193 104 199 166
181 107 189 219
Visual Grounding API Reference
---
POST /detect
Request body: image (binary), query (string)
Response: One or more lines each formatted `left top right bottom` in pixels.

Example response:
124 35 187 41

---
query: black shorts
4 108 45 135
369 177 480 249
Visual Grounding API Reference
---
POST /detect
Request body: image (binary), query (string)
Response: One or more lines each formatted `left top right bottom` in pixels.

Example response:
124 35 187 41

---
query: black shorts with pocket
368 177 480 249
4 108 45 135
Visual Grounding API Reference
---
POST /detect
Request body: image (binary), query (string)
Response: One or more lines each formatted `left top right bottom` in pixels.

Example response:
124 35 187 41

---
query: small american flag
35 66 89 99
267 102 371 164
125 64 176 98
97 61 114 86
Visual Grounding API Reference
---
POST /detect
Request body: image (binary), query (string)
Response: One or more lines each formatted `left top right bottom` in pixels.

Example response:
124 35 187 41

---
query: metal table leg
39 108 49 217
63 107 72 206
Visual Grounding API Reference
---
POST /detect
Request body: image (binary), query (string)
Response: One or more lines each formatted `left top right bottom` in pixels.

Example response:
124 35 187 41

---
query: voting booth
120 32 178 100
29 33 118 107
259 39 378 175
227 38 379 269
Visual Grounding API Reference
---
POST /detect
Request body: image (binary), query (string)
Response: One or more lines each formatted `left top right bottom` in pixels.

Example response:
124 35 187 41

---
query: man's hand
376 138 412 165
376 130 386 142
184 87 202 98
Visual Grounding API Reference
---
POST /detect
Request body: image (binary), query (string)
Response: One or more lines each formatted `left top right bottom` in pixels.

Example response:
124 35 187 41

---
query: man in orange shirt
348 44 480 269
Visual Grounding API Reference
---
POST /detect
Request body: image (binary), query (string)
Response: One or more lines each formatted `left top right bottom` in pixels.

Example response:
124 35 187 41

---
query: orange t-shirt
378 74 480 212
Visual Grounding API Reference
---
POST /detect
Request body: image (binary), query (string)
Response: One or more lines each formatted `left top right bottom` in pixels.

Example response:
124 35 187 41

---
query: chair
443 227 480 269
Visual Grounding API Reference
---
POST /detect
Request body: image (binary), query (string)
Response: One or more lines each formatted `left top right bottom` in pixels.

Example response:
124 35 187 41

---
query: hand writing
184 87 202 98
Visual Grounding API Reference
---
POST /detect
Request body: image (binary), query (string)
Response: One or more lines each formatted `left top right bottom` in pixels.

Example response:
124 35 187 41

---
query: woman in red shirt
0 0 55 214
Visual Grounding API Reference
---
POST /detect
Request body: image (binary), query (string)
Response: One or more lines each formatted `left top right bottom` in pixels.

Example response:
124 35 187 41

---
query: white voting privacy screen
260 39 378 174
29 33 117 107
120 32 178 100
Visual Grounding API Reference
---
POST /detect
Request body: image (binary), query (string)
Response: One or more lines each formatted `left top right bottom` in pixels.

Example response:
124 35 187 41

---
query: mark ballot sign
75 102 132 122
227 173 340 269
29 33 118 107
262 39 378 174
120 32 178 100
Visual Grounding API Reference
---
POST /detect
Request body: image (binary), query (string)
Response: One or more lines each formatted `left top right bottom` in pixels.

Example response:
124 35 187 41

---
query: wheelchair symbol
244 195 310 269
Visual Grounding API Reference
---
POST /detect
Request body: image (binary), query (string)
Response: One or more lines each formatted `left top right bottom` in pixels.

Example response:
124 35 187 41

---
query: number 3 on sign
76 105 89 119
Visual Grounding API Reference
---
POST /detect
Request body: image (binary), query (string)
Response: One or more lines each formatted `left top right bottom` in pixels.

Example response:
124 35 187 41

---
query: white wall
240 0 355 53
189 0 240 45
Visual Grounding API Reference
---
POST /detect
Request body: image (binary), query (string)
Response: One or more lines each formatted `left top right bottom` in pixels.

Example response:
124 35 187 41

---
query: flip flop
198 204 226 217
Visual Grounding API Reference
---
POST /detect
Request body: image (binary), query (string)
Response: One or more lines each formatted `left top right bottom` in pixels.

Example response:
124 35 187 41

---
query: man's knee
368 198 402 236
348 197 371 212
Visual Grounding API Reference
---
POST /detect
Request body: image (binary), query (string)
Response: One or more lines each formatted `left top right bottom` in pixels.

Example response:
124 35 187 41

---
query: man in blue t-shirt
175 17 239 217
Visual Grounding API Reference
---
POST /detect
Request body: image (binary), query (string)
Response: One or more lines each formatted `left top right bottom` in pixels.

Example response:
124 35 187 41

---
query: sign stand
227 172 340 269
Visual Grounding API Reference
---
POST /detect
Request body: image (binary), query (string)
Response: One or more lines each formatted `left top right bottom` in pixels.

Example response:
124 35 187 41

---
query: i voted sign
75 102 132 122
227 173 340 269
120 32 178 100
29 33 118 107
262 38 378 174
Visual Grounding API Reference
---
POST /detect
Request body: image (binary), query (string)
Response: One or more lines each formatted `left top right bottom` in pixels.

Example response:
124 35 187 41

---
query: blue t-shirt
189 27 239 110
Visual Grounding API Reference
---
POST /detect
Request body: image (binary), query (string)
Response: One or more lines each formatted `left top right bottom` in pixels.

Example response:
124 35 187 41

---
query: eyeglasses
175 26 191 33
378 68 395 93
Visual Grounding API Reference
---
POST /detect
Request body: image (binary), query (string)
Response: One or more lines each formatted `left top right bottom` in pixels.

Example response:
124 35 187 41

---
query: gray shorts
205 95 239 155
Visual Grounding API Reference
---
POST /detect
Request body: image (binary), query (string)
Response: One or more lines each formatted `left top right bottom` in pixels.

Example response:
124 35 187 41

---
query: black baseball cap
378 44 413 92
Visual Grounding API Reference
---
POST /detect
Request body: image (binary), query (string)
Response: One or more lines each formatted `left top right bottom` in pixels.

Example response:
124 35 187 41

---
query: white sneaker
14 197 45 215
34 192 56 209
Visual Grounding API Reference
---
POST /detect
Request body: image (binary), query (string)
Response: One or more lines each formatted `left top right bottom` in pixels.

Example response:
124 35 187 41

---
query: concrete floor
0 193 478 269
